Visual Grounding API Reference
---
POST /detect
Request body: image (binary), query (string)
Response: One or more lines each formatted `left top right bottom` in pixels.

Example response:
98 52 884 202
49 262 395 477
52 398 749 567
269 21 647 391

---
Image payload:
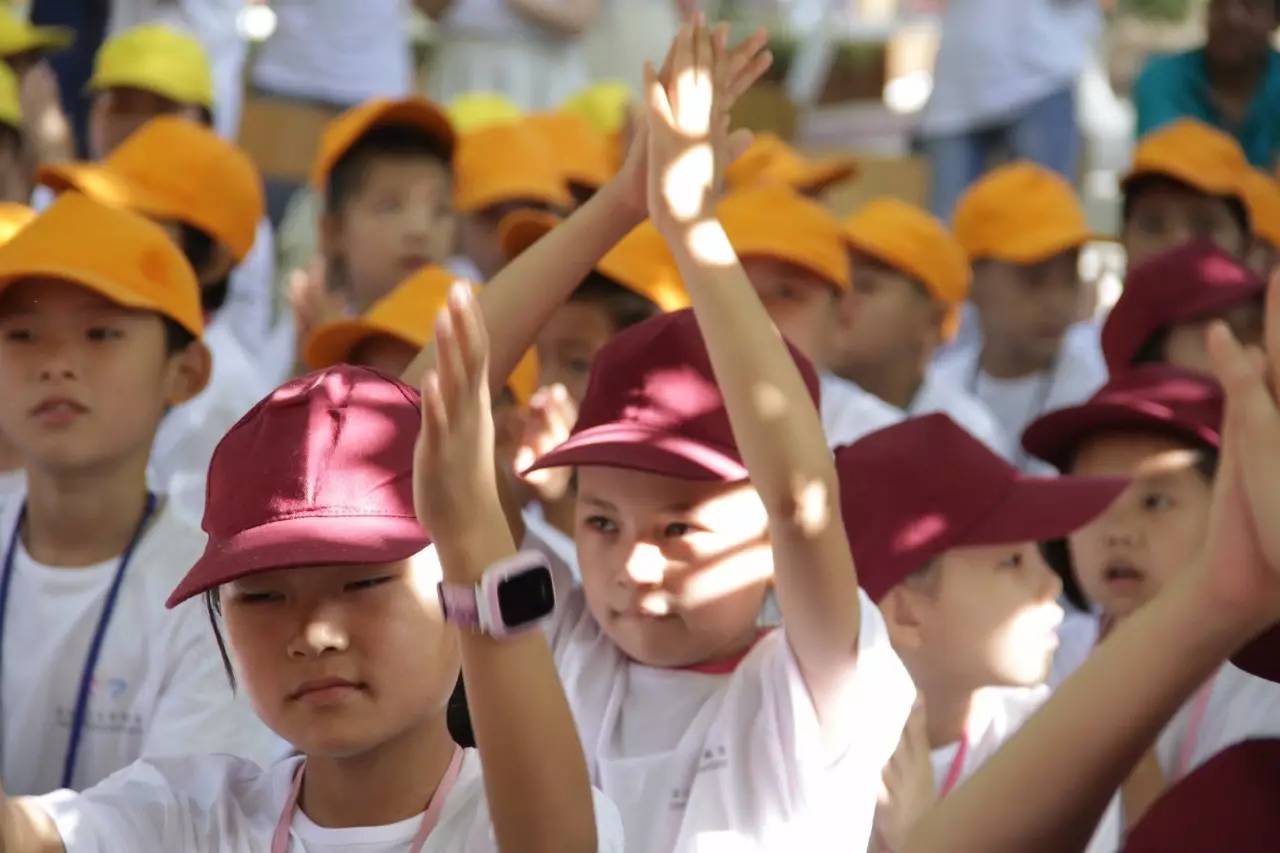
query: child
1102 239 1265 377
1240 167 1280 276
0 202 33 497
0 193 280 795
0 292 624 850
835 197 1008 455
932 161 1105 471
35 116 275 525
716 183 903 447
0 62 29 204
832 414 1124 852
1121 118 1253 269
453 120 573 280
525 111 617 208
520 22 915 849
724 132 858 198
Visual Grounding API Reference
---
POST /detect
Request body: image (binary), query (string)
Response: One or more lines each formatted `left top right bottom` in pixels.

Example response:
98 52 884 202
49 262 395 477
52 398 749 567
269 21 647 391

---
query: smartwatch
437 551 557 638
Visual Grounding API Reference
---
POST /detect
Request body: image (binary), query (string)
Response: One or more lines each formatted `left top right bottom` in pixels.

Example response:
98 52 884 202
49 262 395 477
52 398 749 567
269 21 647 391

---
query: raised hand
288 259 350 368
513 384 579 502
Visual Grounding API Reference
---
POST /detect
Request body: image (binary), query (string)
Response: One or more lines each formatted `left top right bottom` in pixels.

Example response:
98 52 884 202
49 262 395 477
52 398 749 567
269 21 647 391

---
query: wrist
597 174 646 228
434 501 518 584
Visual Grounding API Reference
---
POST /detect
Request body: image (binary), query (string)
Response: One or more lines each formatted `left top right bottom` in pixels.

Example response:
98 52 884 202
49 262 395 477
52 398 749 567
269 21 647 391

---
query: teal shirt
1135 48 1280 170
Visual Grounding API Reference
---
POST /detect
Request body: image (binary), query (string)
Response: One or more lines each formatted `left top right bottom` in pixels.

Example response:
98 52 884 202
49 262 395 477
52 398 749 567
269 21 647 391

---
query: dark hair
325 123 452 216
570 272 662 334
176 223 231 314
1130 328 1171 365
1122 174 1251 239
162 316 196 354
0 123 21 156
204 589 237 691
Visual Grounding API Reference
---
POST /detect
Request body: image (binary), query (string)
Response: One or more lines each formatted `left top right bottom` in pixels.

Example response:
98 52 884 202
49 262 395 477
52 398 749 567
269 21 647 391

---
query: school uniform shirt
930 323 1108 473
0 491 284 795
1156 661 1280 782
819 371 904 449
0 469 23 499
33 750 626 852
150 318 274 528
521 504 578 584
1047 608 1101 689
223 218 286 374
908 372 1013 459
549 585 916 852
927 686 1122 853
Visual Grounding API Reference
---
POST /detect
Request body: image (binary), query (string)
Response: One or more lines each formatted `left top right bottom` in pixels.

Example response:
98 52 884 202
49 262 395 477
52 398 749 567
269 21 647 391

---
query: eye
663 521 693 538
584 515 618 534
1142 492 1173 512
568 357 593 376
998 551 1024 570
87 326 123 342
235 590 283 605
2 327 32 342
345 575 394 592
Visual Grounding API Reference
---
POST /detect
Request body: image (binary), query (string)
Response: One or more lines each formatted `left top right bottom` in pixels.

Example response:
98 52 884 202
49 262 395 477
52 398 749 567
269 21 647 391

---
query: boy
1122 118 1253 269
724 132 858 198
716 183 903 446
35 116 274 525
932 161 1105 471
1102 239 1265 377
1240 167 1280 275
833 414 1124 852
0 202 33 497
0 193 279 794
525 111 616 208
835 197 1008 455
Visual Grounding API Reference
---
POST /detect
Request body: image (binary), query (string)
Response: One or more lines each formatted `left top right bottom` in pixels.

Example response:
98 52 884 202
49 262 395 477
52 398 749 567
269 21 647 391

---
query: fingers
724 27 772 105
419 371 447 465
447 283 488 390
726 127 755 164
644 61 676 130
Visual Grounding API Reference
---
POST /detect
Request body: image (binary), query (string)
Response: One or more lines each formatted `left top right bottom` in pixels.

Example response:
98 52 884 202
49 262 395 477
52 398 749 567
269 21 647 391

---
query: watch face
496 565 556 628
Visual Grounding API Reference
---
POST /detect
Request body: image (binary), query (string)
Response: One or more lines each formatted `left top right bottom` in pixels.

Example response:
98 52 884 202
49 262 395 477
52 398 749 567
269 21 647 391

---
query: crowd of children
0 8 1275 853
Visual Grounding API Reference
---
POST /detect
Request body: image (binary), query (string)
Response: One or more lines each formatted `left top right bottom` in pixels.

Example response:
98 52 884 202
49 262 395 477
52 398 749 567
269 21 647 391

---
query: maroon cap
526 309 820 481
166 365 430 608
1022 364 1223 473
1125 739 1280 852
836 414 1126 603
1102 240 1264 373
1233 622 1280 685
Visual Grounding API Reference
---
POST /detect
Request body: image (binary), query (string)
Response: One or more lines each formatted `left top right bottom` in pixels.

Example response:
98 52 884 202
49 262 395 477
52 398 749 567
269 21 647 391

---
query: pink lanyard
937 733 970 798
270 747 465 853
1175 668 1220 779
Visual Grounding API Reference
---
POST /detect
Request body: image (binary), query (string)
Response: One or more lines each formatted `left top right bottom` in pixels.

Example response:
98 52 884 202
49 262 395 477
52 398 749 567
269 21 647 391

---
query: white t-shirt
1156 662 1280 782
920 0 1101 136
819 372 904 449
252 0 413 106
223 218 284 370
0 469 23 499
908 372 1013 460
521 504 578 583
931 325 1107 474
34 750 625 852
1048 608 1101 689
0 491 283 795
549 585 916 852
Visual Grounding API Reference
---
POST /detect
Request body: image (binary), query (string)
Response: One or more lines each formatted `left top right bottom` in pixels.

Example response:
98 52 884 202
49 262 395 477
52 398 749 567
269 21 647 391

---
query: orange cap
1124 119 1249 201
1241 169 1280 249
0 192 201 337
0 203 35 246
304 265 538 404
718 185 850 289
499 210 689 312
38 116 263 262
524 112 615 190
312 97 456 188
725 133 858 194
453 121 573 214
843 197 971 336
953 162 1092 264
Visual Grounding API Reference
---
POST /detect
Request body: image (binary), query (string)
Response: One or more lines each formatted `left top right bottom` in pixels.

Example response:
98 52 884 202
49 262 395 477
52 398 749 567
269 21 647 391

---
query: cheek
1163 325 1214 375
1066 527 1108 592
1149 507 1209 582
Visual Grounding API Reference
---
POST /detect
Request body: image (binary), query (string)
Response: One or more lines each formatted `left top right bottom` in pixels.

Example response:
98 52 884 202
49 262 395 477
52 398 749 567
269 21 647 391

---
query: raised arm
1 791 64 852
643 19 862 747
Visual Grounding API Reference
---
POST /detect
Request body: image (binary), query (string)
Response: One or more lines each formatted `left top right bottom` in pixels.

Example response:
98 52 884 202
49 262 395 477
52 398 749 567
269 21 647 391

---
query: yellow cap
312 97 455 189
725 133 858 194
304 265 538 404
0 202 34 245
953 162 1092 264
1242 169 1280 249
560 81 633 135
88 24 213 108
0 192 202 337
453 121 572 213
842 198 971 338
1125 119 1249 202
446 91 523 135
0 7 72 58
38 116 263 262
499 210 689 312
718 185 850 289
0 60 21 128
524 112 615 190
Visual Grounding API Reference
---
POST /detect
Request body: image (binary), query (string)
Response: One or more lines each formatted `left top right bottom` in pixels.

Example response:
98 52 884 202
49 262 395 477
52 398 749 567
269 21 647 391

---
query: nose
36 339 79 383
286 603 350 659
621 542 667 587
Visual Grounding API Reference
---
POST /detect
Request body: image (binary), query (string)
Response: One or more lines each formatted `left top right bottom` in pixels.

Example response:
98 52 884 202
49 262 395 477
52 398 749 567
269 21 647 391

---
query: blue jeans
923 85 1080 222
31 0 109 159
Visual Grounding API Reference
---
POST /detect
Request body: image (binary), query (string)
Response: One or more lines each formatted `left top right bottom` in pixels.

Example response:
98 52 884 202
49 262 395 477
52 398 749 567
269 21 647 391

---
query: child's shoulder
137 497 211 588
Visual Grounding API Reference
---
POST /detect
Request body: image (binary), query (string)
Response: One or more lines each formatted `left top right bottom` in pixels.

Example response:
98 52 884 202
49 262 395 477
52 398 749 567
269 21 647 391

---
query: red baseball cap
836 414 1126 603
1233 622 1280 685
1102 240 1265 373
526 309 819 482
166 365 430 608
1022 365 1223 473
1125 739 1280 852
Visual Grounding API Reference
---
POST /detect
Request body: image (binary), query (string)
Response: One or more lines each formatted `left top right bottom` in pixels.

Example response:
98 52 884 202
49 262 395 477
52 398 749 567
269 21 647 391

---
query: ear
319 210 345 262
163 339 212 406
880 585 927 653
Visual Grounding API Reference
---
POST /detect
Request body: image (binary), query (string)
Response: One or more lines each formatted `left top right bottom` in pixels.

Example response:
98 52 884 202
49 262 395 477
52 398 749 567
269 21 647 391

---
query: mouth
288 677 364 702
398 254 432 273
30 397 89 424
1102 562 1146 589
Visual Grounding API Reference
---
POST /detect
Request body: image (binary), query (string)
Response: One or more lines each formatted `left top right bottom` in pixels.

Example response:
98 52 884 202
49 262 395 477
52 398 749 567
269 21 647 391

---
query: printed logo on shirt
698 745 729 774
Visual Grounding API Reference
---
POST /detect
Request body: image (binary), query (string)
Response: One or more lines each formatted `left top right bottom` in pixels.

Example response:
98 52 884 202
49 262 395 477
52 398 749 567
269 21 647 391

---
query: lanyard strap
271 747 465 853
938 732 970 798
1175 667 1220 779
0 492 157 789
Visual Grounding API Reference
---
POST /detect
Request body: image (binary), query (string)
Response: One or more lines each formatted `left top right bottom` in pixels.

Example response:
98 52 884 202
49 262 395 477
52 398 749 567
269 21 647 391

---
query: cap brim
1022 401 1221 472
526 422 747 482
455 182 572 215
5 26 75 56
989 226 1101 264
1123 161 1241 199
304 319 386 371
37 162 185 225
499 209 560 260
958 474 1127 547
166 514 431 608
1232 621 1280 684
1105 283 1265 370
796 159 858 193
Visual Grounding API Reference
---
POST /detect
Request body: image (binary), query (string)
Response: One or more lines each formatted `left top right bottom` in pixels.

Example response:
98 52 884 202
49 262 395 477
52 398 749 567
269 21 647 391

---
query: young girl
520 21 915 850
0 290 622 851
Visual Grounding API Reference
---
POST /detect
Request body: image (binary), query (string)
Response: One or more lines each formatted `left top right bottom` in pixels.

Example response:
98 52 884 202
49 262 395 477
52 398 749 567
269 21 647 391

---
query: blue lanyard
0 492 157 789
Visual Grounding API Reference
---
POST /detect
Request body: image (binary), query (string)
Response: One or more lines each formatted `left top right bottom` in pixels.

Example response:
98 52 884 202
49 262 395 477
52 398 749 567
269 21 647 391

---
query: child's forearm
1120 748 1166 830
2 792 65 853
403 179 643 390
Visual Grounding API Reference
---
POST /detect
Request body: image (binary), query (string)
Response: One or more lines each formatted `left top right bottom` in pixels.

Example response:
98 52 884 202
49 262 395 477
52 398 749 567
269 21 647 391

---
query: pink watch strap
437 582 480 628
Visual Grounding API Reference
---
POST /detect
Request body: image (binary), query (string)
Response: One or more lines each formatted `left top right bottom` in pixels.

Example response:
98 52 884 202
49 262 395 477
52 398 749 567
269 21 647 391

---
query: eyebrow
579 495 698 514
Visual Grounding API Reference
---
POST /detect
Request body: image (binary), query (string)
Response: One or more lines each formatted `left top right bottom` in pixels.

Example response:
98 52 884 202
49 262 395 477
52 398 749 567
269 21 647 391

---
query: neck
0 432 20 474
300 714 457 828
1206 49 1266 96
841 357 926 411
920 681 979 750
979 339 1053 380
20 454 153 567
